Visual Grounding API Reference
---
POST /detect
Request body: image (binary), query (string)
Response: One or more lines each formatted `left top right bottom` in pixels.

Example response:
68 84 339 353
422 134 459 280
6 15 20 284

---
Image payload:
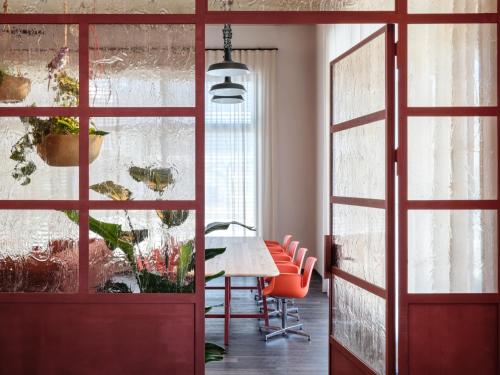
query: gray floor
205 273 329 375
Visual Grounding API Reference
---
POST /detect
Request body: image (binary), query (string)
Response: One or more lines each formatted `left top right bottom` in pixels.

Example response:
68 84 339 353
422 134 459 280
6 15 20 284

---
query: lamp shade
211 95 244 104
207 61 250 78
209 77 246 96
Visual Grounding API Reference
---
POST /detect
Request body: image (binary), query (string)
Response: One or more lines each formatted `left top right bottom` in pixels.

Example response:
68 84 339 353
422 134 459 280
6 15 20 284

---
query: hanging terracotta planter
36 134 104 167
0 74 31 102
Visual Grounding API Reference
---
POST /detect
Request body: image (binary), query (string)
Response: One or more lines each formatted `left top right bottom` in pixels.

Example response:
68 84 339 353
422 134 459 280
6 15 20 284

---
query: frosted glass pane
408 210 498 293
408 24 497 107
333 121 385 199
89 117 195 201
333 204 386 288
333 276 386 375
209 0 394 11
408 117 498 200
4 0 194 13
409 0 496 13
332 33 385 124
89 24 195 107
0 210 79 293
0 24 79 107
0 117 79 199
88 210 196 293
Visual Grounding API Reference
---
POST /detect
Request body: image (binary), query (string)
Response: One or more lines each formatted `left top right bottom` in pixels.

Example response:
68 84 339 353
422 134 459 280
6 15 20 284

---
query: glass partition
208 0 394 11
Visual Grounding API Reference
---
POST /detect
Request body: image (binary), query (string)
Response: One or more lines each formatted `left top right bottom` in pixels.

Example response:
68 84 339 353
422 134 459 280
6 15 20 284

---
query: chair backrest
294 247 308 270
301 257 317 290
288 240 299 259
282 234 293 250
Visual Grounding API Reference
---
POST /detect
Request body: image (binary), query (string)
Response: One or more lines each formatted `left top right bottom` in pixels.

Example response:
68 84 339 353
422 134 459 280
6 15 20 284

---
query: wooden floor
205 273 329 375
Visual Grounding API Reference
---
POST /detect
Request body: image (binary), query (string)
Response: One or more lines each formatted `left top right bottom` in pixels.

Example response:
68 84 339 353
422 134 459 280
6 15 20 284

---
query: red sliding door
0 1 206 374
398 3 500 374
328 25 396 375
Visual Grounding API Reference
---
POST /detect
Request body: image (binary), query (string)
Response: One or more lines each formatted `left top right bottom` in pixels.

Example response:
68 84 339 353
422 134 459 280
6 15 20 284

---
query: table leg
260 277 270 326
224 276 231 346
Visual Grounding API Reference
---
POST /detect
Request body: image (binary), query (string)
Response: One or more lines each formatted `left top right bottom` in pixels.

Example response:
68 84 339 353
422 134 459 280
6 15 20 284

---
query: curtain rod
205 48 278 51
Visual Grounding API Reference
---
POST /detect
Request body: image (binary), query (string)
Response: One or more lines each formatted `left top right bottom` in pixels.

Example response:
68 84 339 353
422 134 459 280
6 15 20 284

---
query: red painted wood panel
0 303 195 375
331 345 373 375
408 304 498 375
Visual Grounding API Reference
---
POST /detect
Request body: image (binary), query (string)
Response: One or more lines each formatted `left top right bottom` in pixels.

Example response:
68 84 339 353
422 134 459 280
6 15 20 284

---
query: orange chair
261 257 317 341
266 234 292 254
265 234 292 249
275 247 307 273
271 240 299 262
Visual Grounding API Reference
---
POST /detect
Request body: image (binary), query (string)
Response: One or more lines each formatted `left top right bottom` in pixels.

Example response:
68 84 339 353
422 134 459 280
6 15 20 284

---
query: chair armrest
276 263 299 274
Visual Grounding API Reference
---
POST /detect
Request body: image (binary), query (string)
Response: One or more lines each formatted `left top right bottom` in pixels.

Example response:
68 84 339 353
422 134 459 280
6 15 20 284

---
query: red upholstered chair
275 247 308 273
266 234 292 254
261 257 317 341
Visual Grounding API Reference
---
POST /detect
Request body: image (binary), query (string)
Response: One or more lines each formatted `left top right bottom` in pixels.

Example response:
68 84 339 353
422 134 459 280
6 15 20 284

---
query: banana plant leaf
90 181 132 201
119 229 149 245
204 221 256 235
129 166 176 193
61 210 135 266
205 342 226 363
205 248 226 261
205 270 225 284
139 270 183 293
205 303 223 314
156 210 189 228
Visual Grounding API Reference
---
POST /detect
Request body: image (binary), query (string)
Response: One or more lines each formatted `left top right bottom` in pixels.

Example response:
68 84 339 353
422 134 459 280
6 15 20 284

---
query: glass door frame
0 1 498 373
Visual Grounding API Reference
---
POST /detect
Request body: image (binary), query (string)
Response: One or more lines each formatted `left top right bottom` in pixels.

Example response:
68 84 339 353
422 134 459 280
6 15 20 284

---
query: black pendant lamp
211 95 244 104
207 24 250 78
209 76 246 96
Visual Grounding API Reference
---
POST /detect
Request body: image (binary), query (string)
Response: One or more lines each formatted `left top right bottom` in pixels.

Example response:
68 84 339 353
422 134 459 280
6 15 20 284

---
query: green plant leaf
156 210 189 228
177 240 195 287
205 270 225 284
119 229 149 244
205 342 226 363
97 280 132 294
61 210 135 266
205 248 226 261
205 304 223 314
129 166 176 193
90 181 133 201
204 221 256 235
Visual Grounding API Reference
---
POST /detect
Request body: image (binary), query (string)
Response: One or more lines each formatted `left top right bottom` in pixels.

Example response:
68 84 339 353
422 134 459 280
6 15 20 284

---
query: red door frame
0 1 498 373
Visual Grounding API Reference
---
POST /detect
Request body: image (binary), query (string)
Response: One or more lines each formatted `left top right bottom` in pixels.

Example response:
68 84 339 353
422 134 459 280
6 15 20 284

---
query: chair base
260 298 310 341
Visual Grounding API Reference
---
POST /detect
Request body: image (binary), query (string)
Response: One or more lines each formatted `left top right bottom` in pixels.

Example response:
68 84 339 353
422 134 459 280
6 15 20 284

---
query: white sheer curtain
205 49 278 238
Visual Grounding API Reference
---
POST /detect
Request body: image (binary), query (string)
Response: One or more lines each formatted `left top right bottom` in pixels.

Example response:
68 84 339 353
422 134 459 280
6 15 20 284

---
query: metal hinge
395 148 399 176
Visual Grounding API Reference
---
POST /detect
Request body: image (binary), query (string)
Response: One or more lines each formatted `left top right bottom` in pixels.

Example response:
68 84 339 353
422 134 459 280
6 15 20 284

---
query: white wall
315 24 382 291
206 25 319 268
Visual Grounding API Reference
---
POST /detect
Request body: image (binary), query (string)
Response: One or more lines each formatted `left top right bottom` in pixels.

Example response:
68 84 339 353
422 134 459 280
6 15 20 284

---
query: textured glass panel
0 24 79 107
89 117 195 201
89 24 195 107
409 0 496 13
408 24 497 107
333 121 385 199
333 276 386 375
408 210 498 293
0 117 79 200
4 0 194 13
333 204 386 288
0 210 79 293
209 0 394 11
408 117 498 200
332 33 385 124
89 210 195 293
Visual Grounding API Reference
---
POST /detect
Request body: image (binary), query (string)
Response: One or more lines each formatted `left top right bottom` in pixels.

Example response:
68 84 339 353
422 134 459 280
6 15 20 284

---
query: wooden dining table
205 236 280 346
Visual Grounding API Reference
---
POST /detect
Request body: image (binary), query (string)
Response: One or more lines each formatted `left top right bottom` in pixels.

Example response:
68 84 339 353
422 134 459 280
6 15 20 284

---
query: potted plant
0 68 31 103
10 71 108 185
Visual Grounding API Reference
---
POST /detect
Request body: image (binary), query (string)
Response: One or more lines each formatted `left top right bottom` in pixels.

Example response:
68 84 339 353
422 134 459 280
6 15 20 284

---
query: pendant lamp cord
223 24 233 62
